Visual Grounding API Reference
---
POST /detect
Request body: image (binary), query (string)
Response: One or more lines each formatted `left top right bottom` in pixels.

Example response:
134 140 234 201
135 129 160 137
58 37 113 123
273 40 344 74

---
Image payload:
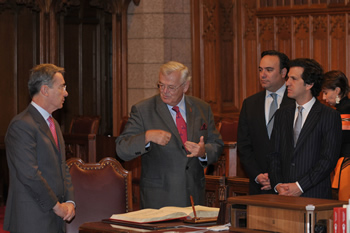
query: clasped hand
276 183 302 197
53 202 75 222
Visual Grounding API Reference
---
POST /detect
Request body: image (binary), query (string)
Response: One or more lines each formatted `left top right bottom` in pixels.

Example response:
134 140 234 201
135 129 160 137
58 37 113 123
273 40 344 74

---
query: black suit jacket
269 100 342 199
237 89 294 194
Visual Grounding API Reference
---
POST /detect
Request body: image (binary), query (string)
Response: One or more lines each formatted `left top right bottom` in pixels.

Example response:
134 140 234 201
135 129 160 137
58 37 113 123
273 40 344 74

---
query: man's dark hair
289 58 324 97
261 50 290 76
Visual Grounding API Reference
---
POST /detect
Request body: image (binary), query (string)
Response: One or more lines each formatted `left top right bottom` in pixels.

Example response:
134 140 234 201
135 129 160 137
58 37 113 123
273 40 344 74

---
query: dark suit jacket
4 104 74 233
115 95 224 209
237 89 294 195
269 100 342 199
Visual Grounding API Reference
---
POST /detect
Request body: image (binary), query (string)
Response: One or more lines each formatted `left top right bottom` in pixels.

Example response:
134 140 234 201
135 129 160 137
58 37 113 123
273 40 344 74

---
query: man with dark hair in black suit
238 50 294 195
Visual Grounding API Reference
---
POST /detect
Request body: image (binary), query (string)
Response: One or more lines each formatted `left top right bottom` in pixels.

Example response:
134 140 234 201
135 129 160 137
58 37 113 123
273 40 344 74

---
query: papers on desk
109 206 219 224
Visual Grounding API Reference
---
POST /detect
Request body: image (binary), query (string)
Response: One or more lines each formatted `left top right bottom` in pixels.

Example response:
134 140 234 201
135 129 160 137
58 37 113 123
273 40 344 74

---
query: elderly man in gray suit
4 64 75 233
116 61 224 209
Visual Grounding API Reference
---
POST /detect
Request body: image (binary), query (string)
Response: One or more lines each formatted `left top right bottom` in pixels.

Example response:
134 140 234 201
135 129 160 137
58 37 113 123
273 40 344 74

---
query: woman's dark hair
323 70 350 99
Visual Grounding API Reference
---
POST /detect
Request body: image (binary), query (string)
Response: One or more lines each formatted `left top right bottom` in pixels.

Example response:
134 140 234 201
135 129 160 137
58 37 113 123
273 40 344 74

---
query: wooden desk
228 194 347 233
79 221 275 233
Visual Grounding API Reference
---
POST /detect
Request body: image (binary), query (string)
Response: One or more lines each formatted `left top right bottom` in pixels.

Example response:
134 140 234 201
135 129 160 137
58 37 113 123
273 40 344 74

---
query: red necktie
172 106 187 145
48 116 59 149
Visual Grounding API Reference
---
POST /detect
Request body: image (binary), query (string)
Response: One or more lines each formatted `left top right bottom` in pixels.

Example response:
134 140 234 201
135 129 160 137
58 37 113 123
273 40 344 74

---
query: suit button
186 166 189 170
291 163 295 167
182 146 185 150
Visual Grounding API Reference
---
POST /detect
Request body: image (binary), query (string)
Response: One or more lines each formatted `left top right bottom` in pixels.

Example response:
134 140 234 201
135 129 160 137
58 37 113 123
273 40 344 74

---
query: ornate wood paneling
192 0 350 118
0 0 138 138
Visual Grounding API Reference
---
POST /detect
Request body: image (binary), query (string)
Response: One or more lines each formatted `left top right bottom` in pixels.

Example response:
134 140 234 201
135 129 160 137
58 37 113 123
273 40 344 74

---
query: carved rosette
0 0 40 13
219 0 234 42
330 14 345 39
244 3 256 39
276 17 291 39
313 15 327 38
294 16 309 37
203 0 217 42
259 17 274 39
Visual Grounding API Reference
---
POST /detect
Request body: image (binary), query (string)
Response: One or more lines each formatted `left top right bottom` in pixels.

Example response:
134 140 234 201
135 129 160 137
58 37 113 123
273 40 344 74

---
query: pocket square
200 123 207 130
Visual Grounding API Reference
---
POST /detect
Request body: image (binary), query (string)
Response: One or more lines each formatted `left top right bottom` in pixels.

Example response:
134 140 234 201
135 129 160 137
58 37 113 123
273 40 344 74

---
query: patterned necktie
48 116 59 149
172 106 187 145
293 106 304 147
267 93 278 138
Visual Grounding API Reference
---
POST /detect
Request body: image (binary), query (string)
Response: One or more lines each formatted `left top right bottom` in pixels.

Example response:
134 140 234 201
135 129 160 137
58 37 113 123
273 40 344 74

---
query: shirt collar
31 101 51 122
167 94 186 112
266 84 286 98
296 97 316 112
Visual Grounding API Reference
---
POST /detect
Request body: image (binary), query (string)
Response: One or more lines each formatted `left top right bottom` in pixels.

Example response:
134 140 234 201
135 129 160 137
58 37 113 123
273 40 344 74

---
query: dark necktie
48 116 59 149
293 106 304 147
267 93 278 138
172 106 187 145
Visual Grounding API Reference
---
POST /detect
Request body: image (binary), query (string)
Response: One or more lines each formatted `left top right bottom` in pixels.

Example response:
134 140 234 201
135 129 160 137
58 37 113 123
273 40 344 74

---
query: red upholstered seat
217 117 239 142
66 157 132 233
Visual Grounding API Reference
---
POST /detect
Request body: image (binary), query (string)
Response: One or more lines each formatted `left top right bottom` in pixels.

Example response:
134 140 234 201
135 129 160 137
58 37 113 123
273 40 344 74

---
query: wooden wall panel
192 0 350 119
294 16 310 58
202 0 220 112
0 11 16 136
63 23 81 132
276 17 291 57
312 15 328 69
241 1 259 100
258 18 274 54
329 14 346 71
17 8 37 112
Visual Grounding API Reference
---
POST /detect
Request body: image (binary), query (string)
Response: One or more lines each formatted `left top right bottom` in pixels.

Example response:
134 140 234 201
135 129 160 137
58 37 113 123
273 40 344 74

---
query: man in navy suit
269 58 342 199
116 61 223 209
237 50 294 195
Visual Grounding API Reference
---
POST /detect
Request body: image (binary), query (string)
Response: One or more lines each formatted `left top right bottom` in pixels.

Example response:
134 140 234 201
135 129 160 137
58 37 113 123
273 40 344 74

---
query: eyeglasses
157 81 186 93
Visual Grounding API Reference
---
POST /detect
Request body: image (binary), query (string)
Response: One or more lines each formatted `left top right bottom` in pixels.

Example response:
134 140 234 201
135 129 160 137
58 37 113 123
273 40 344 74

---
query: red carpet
0 206 9 233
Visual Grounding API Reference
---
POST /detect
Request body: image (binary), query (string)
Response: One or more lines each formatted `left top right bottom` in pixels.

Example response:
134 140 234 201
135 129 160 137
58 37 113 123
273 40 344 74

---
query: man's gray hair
159 61 192 83
28 64 65 98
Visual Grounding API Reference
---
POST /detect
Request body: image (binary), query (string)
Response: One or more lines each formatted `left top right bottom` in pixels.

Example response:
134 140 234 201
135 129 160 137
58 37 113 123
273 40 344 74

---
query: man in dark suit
116 61 224 209
237 50 294 195
4 64 75 233
269 58 342 199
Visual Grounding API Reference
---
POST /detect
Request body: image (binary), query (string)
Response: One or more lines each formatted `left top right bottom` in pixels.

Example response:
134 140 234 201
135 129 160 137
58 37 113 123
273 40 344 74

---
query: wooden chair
65 115 101 163
66 157 132 233
68 115 101 134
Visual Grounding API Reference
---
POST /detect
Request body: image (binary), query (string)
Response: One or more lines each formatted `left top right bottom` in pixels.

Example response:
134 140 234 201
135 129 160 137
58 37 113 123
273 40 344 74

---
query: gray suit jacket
269 100 342 199
4 104 74 233
116 95 223 209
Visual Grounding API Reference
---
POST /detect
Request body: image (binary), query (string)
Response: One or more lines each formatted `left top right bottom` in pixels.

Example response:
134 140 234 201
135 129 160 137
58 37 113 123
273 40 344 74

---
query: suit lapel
294 100 321 151
185 96 194 142
256 91 269 137
28 104 60 153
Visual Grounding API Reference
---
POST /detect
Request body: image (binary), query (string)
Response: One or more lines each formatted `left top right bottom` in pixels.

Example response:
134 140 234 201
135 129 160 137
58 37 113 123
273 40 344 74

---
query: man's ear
305 83 314 90
183 81 190 93
40 85 49 96
281 68 287 78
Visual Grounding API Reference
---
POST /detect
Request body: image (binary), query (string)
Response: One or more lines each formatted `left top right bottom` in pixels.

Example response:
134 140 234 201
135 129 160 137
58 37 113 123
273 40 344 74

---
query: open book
109 205 220 224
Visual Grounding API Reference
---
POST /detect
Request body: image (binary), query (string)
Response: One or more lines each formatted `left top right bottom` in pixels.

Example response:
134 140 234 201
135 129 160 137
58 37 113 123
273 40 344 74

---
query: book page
110 205 219 223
